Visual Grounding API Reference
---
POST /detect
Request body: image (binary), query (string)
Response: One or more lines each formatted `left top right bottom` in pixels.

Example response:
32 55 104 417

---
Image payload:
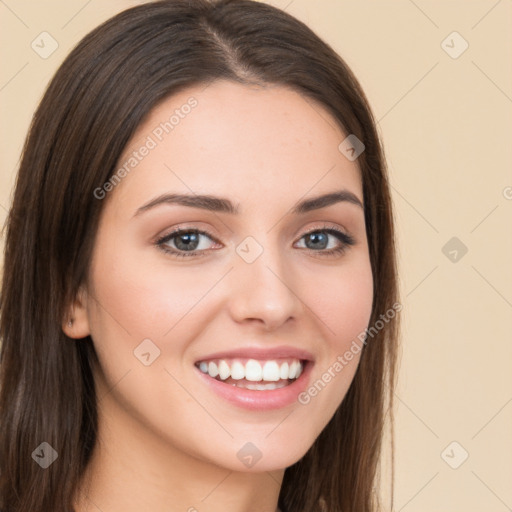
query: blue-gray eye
296 228 355 255
157 229 217 257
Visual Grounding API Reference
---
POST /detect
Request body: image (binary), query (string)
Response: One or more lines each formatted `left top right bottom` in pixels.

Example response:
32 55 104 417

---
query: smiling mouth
195 358 305 390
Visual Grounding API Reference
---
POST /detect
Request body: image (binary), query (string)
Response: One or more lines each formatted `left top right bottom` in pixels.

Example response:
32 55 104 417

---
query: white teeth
233 381 289 390
279 362 289 380
218 360 230 380
262 361 280 381
230 361 245 380
245 359 263 381
208 361 218 378
289 360 298 379
198 357 305 383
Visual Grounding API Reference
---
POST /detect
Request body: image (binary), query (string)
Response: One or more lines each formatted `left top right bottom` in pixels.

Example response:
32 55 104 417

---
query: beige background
1 0 511 510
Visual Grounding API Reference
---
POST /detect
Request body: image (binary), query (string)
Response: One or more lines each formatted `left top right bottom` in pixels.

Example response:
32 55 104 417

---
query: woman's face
77 80 373 472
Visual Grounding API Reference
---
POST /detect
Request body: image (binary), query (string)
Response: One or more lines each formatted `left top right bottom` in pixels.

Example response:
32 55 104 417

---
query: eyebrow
133 189 363 217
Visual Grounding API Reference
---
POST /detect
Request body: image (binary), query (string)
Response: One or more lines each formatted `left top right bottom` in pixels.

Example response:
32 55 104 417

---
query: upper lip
195 345 315 363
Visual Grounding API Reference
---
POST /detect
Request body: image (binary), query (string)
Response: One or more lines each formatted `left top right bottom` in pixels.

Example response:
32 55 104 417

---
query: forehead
111 80 362 214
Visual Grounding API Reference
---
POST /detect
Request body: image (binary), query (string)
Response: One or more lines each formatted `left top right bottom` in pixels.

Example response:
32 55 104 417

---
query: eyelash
155 224 356 259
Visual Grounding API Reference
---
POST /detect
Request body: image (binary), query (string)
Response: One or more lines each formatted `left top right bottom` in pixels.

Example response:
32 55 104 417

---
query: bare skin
65 80 373 512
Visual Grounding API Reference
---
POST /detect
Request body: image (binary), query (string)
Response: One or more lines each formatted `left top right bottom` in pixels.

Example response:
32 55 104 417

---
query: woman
0 1 400 511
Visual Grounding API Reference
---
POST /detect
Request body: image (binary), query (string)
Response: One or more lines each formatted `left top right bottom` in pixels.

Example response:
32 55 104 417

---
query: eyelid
154 221 220 242
300 222 352 238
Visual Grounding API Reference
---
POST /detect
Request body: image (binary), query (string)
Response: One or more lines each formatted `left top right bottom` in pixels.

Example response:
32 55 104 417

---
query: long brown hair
0 1 400 510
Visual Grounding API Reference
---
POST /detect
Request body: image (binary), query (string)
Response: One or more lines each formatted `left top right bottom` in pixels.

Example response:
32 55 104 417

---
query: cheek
87 241 217 344
308 258 374 350
294 259 373 411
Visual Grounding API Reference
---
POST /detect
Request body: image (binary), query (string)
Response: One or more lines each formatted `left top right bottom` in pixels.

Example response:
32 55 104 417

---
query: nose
227 242 304 331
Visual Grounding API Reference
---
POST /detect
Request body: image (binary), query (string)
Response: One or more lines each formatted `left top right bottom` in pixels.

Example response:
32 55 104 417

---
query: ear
62 286 91 339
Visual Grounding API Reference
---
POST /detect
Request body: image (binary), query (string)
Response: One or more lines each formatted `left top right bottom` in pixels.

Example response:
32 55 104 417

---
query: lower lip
195 361 314 411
